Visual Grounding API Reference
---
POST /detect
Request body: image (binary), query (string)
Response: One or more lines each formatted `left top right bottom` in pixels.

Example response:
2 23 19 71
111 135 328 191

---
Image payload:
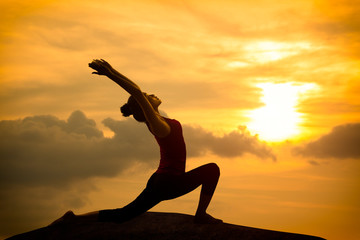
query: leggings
98 163 220 223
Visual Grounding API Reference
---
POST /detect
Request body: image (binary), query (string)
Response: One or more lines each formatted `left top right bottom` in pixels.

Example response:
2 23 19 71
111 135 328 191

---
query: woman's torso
153 118 186 175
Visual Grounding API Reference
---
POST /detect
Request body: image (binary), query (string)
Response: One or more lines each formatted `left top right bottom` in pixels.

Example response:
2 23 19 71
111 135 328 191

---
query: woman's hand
88 59 114 76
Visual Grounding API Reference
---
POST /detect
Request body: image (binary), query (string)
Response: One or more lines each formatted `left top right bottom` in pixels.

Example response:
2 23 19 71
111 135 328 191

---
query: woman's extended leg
97 174 161 223
50 174 161 225
51 164 221 225
99 163 221 223
98 188 160 223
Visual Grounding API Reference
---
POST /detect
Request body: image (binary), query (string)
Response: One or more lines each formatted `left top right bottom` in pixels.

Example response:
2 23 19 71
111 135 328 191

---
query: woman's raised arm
89 59 170 137
89 59 141 95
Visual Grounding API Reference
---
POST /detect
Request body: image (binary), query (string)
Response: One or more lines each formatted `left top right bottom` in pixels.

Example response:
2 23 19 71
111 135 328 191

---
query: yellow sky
1 1 360 240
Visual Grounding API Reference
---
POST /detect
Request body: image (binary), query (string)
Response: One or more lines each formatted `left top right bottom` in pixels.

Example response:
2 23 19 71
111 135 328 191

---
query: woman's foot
49 210 76 226
194 213 223 224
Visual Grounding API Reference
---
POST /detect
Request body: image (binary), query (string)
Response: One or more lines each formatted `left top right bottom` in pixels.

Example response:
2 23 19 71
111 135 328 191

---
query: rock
6 212 326 240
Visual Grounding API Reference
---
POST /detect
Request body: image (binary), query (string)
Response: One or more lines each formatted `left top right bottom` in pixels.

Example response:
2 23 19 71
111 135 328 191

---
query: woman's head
120 93 161 122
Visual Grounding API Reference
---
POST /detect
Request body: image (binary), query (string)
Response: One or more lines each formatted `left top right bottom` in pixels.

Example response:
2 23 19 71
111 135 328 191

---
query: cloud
0 111 157 236
0 111 159 189
294 123 360 159
142 80 262 111
0 110 275 236
310 0 360 58
184 125 276 161
0 183 93 237
0 110 274 189
298 96 360 118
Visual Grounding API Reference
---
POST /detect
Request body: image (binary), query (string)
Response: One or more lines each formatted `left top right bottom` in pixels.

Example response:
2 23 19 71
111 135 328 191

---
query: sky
1 0 360 239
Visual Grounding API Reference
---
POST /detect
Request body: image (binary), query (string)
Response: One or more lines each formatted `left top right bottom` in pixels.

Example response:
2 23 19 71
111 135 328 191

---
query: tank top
154 118 186 175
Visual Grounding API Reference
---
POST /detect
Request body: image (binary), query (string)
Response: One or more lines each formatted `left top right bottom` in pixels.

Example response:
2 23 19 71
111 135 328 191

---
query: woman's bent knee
201 163 220 195
207 163 220 178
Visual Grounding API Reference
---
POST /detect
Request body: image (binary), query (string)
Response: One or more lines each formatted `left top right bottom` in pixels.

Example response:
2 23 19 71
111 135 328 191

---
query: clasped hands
89 59 114 76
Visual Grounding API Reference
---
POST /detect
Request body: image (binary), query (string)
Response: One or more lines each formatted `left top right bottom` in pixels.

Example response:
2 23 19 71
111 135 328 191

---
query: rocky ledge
6 212 326 240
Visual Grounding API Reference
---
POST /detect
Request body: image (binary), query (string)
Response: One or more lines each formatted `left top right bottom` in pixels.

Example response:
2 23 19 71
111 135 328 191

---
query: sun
246 82 315 142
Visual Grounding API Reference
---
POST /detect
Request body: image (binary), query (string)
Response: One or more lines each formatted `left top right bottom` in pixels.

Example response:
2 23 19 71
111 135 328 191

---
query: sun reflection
246 82 316 142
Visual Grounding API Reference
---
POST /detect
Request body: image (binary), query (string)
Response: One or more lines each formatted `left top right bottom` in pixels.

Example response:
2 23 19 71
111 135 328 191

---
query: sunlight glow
227 61 250 68
244 41 311 63
246 82 315 142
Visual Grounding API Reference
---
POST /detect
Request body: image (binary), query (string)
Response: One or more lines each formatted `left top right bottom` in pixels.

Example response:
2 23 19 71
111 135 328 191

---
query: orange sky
1 1 360 239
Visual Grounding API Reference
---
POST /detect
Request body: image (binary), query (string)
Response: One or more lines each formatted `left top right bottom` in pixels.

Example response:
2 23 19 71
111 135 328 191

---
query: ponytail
120 103 132 117
120 96 146 122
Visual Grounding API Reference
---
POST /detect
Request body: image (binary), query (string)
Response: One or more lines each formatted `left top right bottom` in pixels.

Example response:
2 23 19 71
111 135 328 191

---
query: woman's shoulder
155 117 183 140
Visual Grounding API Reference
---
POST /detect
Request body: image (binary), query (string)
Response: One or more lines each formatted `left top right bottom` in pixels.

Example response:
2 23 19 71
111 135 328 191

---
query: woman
52 59 221 225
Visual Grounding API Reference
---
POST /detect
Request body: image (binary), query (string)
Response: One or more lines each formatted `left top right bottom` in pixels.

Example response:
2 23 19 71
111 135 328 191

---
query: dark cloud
184 125 276 161
0 111 158 188
0 111 274 188
0 182 94 237
294 123 360 159
0 111 156 237
0 110 275 237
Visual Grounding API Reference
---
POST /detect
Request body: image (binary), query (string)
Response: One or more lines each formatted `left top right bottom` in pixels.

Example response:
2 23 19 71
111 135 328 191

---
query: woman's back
154 118 186 175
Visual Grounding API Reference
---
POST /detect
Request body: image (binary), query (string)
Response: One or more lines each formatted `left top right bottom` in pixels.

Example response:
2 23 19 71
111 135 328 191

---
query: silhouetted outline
10 212 326 240
51 59 222 225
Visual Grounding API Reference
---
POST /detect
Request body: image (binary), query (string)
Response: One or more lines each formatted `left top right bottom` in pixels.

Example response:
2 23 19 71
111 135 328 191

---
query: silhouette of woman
51 59 222 225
